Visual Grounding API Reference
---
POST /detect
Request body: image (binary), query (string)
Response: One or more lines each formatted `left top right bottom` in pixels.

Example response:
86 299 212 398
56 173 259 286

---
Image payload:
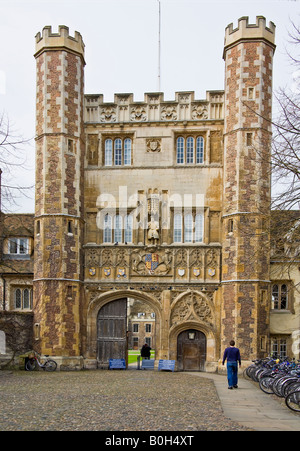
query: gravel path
0 370 250 431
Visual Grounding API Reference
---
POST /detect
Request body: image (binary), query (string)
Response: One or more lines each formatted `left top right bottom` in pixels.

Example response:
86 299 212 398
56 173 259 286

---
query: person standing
141 343 151 360
222 340 241 389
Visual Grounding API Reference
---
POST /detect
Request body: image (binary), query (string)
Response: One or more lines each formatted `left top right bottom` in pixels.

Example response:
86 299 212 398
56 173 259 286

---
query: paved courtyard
0 370 250 431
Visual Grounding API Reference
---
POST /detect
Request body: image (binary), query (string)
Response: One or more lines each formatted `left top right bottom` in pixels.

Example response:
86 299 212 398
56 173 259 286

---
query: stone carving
131 249 172 275
171 291 213 327
86 249 100 266
130 106 147 121
147 219 159 244
100 107 116 122
87 134 98 165
174 248 187 268
146 138 161 153
161 105 177 121
147 191 160 245
85 246 220 281
192 104 208 120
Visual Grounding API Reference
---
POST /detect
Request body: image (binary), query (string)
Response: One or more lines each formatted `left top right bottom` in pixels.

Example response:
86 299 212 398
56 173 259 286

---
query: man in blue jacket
222 340 241 389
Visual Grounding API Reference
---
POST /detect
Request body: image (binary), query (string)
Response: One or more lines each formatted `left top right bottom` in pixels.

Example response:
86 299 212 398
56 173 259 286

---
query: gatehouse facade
32 16 276 370
3 17 299 371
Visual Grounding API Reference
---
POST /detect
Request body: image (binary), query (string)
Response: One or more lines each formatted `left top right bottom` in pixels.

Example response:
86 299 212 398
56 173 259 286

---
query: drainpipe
0 169 4 310
1 275 6 311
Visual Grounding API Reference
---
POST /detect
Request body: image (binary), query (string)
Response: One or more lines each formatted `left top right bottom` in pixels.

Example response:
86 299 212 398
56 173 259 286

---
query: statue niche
147 190 160 246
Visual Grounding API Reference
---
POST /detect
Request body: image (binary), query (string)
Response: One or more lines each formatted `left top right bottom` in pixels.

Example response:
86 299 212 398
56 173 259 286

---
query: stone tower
222 17 276 360
33 26 85 367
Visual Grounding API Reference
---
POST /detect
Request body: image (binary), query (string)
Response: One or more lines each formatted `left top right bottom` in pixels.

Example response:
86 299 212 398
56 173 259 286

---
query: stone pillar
158 290 171 360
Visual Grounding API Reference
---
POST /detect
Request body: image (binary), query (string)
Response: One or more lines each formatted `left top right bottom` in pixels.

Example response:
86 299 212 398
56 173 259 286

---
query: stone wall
0 311 33 369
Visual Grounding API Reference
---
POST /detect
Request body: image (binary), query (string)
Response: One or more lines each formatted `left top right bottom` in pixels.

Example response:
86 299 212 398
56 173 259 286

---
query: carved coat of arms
89 267 96 276
104 267 111 277
145 253 159 273
117 268 126 278
208 268 216 277
193 267 201 277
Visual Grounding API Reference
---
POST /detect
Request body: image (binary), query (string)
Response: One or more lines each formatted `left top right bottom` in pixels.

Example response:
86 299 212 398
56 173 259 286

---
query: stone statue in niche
147 219 159 245
147 191 160 245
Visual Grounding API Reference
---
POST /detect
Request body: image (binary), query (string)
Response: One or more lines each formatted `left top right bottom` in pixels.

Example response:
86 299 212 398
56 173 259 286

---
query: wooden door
177 329 206 371
97 299 127 366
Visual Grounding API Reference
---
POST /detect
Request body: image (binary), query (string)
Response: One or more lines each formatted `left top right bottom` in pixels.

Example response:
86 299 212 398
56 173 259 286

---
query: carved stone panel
171 291 214 328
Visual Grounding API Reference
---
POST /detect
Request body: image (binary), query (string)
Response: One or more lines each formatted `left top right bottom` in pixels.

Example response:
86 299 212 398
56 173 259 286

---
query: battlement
35 25 85 61
84 90 224 123
224 16 276 56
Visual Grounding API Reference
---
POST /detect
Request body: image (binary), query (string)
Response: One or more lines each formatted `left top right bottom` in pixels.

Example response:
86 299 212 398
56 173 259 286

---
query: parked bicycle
243 357 277 382
259 360 300 397
25 352 57 372
245 357 300 413
285 387 300 412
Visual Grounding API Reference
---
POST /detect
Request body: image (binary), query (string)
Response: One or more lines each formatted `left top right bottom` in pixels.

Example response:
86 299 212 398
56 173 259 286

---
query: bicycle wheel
284 381 300 396
273 376 288 397
26 359 37 371
44 359 57 372
259 376 275 394
243 367 253 380
253 368 266 382
282 378 300 397
285 390 300 413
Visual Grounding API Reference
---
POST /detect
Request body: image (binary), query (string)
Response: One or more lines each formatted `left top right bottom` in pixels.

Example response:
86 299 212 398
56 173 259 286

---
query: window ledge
270 309 291 314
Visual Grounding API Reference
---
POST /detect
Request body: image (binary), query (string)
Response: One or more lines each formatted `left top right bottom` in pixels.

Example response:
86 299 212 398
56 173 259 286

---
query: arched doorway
94 294 158 368
177 329 206 371
97 298 127 366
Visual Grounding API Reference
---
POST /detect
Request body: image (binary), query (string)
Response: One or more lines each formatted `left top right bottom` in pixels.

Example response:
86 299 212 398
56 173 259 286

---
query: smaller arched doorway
177 329 206 371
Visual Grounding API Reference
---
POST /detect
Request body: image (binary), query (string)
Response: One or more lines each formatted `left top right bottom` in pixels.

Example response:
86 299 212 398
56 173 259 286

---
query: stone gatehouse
2 16 298 371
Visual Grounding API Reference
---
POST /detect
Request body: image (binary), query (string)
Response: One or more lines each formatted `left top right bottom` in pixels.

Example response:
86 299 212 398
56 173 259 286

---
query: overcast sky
0 0 299 213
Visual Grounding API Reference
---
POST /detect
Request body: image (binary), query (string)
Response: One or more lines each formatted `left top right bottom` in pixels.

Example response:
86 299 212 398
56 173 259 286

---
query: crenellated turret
221 16 276 361
33 26 85 367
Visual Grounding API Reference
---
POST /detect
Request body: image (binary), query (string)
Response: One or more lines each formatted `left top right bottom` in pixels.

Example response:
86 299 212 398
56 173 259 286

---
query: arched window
13 288 33 310
0 330 5 354
195 213 204 242
23 289 30 309
174 214 182 242
196 137 204 164
15 289 22 309
186 137 194 164
124 138 132 166
105 139 112 166
105 137 132 166
124 215 133 243
114 139 122 166
176 137 184 164
114 215 123 243
184 214 193 242
280 284 288 310
176 136 205 164
173 212 205 243
272 283 288 310
104 214 112 243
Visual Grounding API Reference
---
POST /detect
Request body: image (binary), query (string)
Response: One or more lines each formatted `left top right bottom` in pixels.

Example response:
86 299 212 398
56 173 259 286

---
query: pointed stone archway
169 290 218 371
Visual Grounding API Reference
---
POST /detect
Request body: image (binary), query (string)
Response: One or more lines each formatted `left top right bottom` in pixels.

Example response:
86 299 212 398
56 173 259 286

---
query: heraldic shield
145 253 159 272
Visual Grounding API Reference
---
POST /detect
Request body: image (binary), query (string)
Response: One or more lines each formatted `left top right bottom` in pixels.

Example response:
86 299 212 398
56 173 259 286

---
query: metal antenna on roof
157 0 161 92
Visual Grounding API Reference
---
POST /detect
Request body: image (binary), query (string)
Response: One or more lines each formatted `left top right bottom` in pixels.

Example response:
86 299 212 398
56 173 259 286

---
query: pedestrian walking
222 340 241 389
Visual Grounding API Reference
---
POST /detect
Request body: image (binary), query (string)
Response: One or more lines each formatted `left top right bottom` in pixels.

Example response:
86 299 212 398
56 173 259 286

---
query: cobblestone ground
0 370 250 431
